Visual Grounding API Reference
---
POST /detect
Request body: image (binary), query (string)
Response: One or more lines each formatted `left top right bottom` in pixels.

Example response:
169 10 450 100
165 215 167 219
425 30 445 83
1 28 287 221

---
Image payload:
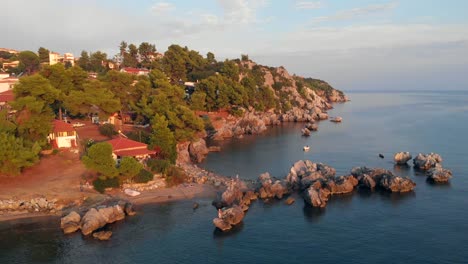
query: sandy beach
0 150 220 222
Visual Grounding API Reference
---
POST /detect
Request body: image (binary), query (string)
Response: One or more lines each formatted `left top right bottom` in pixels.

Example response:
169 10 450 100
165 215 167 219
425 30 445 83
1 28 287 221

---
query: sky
2 0 468 91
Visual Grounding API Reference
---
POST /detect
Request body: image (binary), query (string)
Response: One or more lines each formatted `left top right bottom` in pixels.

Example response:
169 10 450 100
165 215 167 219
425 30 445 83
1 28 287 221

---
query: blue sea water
1 91 467 264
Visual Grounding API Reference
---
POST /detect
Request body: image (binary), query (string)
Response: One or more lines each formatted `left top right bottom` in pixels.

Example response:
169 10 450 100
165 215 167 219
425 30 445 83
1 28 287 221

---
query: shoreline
0 182 219 223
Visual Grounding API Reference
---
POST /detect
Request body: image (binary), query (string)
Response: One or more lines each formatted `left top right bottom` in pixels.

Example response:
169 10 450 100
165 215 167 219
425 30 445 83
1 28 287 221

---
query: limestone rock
427 166 452 183
189 139 209 163
213 205 245 232
328 175 358 194
60 211 81 234
394 152 412 165
413 153 443 170
81 208 108 236
379 174 416 192
98 205 125 224
303 181 331 208
93 231 112 241
124 202 136 216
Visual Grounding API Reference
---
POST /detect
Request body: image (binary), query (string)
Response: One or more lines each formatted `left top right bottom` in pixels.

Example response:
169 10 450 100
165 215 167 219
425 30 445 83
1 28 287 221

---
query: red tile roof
52 120 75 133
107 137 155 157
0 90 14 102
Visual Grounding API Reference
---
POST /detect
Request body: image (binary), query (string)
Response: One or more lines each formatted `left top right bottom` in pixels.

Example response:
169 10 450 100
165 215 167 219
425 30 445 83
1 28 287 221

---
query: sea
1 91 467 264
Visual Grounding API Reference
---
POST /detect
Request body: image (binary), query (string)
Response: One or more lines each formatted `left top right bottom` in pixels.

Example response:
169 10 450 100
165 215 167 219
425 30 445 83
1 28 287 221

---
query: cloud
295 1 322 10
312 2 398 23
216 0 269 24
151 2 175 14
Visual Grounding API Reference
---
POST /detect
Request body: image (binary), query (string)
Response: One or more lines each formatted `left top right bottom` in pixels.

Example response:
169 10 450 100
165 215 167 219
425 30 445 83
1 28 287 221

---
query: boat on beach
124 189 141 197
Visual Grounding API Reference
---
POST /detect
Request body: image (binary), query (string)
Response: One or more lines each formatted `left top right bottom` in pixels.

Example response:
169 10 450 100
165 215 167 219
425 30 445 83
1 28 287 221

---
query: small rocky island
211 152 452 232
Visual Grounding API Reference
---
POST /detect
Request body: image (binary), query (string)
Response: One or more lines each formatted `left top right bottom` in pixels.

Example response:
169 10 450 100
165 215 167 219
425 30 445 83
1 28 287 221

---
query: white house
48 120 78 148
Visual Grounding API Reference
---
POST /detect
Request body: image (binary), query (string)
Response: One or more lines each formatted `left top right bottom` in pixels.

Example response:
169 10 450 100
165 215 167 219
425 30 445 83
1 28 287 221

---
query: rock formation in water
413 153 443 170
93 231 113 241
427 165 452 183
394 152 412 165
60 202 135 238
301 128 311 136
257 172 289 200
60 211 81 234
351 166 416 192
213 205 245 231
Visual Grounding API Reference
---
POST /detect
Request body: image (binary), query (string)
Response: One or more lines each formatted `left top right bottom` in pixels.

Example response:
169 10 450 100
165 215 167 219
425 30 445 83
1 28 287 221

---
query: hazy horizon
3 0 468 91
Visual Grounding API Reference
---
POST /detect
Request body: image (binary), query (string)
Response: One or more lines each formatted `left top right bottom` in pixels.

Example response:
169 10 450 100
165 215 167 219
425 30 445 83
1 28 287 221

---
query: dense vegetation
0 41 342 177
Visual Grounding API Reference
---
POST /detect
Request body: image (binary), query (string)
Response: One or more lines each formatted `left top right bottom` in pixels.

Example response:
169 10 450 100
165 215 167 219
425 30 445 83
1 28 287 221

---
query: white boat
124 188 141 197
303 146 310 151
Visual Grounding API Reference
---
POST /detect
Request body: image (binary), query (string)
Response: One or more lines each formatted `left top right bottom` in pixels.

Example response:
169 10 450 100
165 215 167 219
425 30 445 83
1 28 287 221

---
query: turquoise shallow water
1 91 467 264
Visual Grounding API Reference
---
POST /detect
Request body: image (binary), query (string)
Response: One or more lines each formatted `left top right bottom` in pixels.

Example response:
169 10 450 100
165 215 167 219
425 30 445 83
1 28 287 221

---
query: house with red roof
48 120 78 148
107 137 156 161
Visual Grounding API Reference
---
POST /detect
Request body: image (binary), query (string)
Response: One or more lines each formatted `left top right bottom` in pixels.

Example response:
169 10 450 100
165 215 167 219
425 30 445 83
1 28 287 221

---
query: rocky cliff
177 61 347 164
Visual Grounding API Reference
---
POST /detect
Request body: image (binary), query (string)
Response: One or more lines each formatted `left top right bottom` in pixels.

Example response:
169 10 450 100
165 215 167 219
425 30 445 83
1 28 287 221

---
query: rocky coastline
209 151 452 232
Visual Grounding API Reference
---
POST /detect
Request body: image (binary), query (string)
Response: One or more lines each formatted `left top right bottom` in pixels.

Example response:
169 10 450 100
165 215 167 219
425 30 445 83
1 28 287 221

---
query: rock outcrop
60 211 81 234
413 153 443 170
427 165 452 183
213 205 245 231
257 172 289 200
379 174 416 192
176 142 191 165
80 208 108 236
59 202 135 237
394 152 412 165
304 181 331 208
286 160 336 190
351 166 416 192
93 231 112 241
301 128 311 136
189 139 209 163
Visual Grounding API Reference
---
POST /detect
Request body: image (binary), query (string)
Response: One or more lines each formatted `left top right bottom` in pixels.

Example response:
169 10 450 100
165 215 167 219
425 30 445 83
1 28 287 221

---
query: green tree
119 156 143 182
0 132 41 176
206 52 216 64
82 142 118 179
77 51 90 71
12 75 59 146
150 114 177 164
138 42 156 68
65 80 120 118
89 51 107 73
38 47 50 63
100 70 135 113
190 91 206 111
99 123 117 138
162 44 188 82
220 59 239 81
18 51 40 74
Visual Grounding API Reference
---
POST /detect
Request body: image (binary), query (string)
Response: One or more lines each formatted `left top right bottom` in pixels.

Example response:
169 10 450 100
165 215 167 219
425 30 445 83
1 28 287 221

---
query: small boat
124 189 141 197
303 146 310 151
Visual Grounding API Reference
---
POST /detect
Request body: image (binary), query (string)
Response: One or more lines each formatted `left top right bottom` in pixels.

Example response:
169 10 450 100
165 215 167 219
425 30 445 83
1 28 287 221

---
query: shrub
147 159 171 174
229 107 244 117
93 177 120 193
133 169 154 183
99 123 118 138
165 166 188 187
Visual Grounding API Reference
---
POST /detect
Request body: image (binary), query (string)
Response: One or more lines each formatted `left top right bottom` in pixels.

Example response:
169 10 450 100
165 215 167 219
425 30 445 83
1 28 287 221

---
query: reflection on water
302 205 326 223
